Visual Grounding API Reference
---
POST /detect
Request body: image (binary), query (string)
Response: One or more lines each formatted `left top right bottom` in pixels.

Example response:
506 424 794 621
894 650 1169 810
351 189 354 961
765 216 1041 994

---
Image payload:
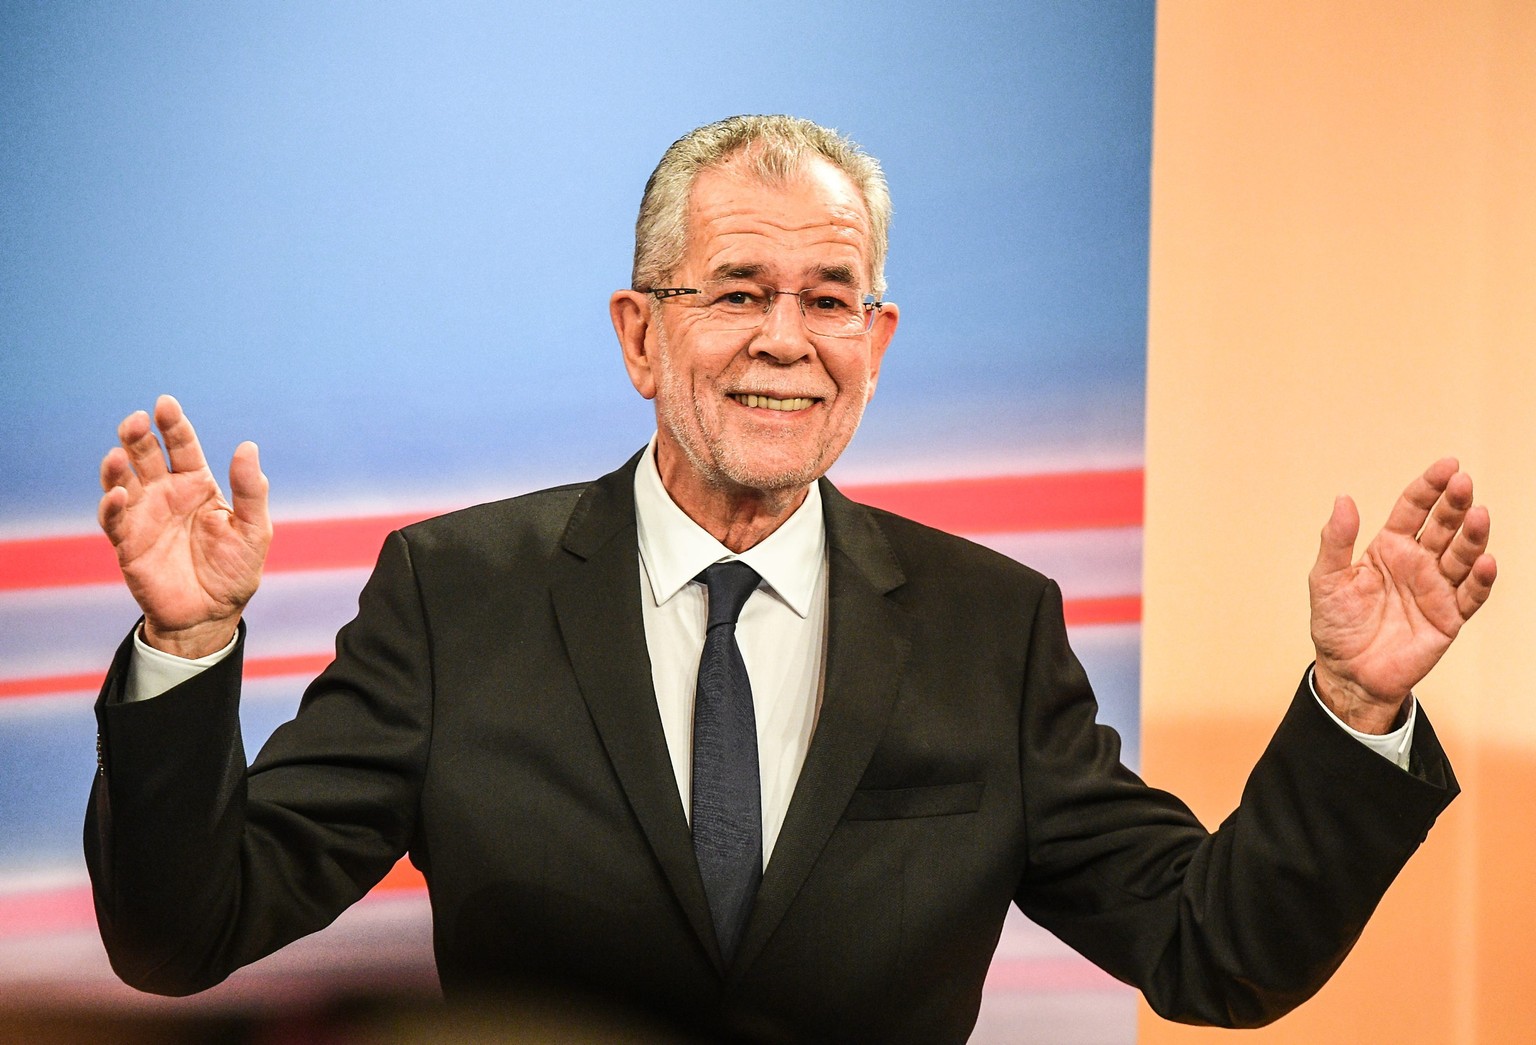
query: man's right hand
98 394 272 659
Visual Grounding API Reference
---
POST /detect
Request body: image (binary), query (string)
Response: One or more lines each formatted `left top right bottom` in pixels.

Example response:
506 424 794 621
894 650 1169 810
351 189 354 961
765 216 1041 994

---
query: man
90 116 1496 1042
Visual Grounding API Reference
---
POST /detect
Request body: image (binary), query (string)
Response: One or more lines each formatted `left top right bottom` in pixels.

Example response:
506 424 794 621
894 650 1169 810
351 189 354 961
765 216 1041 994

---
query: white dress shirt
633 437 826 866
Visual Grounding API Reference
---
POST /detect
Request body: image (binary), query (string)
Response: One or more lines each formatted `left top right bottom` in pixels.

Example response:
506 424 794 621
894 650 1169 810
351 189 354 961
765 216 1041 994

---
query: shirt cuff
1307 665 1416 771
124 624 239 702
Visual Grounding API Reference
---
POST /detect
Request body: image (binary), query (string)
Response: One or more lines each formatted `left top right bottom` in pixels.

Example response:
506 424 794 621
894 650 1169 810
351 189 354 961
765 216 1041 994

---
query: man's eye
807 293 854 312
711 287 766 309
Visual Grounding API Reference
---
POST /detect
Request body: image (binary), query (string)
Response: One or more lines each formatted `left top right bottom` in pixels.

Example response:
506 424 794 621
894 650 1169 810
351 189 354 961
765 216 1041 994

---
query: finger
1312 494 1360 579
1416 471 1473 557
97 485 130 544
99 446 142 499
229 441 273 542
154 394 210 475
117 409 169 483
1381 457 1459 538
1457 553 1497 620
1438 503 1489 586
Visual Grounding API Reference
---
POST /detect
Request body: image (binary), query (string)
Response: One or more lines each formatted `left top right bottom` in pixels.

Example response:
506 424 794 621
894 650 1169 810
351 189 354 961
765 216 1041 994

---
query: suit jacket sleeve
85 529 431 995
1012 581 1458 1027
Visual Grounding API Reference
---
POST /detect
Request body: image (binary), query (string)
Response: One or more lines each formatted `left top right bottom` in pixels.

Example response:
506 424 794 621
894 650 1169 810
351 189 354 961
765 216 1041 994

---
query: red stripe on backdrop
0 653 337 701
847 469 1144 535
0 470 1143 593
0 513 429 593
0 533 119 592
0 598 1138 703
0 672 104 699
0 884 98 939
1062 595 1142 627
0 877 424 941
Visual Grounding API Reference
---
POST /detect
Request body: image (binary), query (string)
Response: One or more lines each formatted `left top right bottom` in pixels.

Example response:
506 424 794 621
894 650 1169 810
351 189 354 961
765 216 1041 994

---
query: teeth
734 394 814 411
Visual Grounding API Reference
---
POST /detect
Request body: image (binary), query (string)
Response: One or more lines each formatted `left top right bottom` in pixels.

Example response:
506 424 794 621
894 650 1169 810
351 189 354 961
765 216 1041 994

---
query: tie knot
697 561 761 628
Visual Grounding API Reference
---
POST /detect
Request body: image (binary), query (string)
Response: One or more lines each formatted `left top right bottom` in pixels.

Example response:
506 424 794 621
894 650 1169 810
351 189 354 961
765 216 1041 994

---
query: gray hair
631 114 892 297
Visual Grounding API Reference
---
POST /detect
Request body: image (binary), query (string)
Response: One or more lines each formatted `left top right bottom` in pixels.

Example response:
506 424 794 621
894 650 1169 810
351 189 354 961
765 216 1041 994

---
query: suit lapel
733 480 912 975
549 453 722 967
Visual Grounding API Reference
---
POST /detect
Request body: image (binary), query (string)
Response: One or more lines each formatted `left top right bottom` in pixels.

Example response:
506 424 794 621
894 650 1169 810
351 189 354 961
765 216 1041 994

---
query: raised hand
98 395 272 659
1309 458 1496 734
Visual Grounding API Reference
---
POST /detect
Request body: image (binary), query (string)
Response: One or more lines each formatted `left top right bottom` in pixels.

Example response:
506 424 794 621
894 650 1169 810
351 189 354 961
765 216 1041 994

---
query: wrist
142 617 240 660
1312 662 1409 735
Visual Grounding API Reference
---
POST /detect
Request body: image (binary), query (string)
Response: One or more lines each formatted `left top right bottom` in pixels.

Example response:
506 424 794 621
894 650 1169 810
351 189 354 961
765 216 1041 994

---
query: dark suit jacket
87 453 1459 1042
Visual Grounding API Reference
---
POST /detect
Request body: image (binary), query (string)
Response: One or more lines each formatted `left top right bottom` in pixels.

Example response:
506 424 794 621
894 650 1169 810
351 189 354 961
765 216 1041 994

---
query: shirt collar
634 435 825 618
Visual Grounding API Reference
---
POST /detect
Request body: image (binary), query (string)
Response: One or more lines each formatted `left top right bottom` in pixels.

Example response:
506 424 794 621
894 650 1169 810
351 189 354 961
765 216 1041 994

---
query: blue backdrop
0 2 1153 1036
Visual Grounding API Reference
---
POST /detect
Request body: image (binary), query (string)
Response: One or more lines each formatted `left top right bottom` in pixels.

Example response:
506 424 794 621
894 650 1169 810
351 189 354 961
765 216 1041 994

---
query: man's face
616 155 897 508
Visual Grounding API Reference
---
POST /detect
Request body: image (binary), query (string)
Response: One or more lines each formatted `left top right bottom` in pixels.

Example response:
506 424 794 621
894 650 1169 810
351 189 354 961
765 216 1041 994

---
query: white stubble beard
651 319 870 498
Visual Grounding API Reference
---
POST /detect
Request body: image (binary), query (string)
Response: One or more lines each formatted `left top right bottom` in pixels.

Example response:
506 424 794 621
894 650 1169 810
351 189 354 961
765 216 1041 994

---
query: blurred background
2 2 1151 1041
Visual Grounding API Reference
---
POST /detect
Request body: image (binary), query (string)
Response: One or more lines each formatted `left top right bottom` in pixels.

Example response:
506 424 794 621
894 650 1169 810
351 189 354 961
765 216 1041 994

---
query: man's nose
748 292 815 362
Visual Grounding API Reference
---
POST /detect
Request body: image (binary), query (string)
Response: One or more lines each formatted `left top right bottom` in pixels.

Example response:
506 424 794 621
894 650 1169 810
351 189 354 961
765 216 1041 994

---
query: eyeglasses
648 279 882 338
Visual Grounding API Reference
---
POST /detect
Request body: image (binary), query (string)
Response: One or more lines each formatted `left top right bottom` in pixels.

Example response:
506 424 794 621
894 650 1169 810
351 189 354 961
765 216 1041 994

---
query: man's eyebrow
705 263 862 288
811 264 859 288
709 263 765 281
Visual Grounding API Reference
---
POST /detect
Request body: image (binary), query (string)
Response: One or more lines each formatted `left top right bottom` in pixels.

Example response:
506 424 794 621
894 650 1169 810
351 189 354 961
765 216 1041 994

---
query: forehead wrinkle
682 166 875 289
696 225 868 271
693 209 868 241
688 184 869 239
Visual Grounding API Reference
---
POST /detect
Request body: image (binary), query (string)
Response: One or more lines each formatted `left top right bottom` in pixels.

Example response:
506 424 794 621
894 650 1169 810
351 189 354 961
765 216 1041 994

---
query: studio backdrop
0 3 1154 1039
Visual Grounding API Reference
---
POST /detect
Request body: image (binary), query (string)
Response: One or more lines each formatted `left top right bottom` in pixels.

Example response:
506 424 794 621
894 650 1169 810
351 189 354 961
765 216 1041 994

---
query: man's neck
655 449 811 554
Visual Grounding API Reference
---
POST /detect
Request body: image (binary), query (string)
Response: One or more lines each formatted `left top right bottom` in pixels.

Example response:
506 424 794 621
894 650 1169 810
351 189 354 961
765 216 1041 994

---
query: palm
1313 531 1463 701
114 468 264 631
99 396 271 656
1308 459 1495 729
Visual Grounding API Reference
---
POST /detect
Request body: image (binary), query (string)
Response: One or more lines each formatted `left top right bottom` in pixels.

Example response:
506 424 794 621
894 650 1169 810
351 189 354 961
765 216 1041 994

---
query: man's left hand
1309 458 1496 734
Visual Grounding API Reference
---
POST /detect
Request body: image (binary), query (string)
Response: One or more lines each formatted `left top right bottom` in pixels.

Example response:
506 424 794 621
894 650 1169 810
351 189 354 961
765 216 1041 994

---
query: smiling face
612 154 898 528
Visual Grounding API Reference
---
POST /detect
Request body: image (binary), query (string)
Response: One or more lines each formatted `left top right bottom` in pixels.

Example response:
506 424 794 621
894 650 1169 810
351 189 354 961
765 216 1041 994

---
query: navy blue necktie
691 560 762 962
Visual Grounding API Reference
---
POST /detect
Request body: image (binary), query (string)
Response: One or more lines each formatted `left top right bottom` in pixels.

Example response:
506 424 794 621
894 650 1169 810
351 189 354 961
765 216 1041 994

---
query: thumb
229 441 272 544
1312 494 1360 580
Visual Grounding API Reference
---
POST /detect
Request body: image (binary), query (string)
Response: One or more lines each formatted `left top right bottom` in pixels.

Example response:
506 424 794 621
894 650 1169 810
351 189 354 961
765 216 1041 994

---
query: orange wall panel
1144 1 1536 1042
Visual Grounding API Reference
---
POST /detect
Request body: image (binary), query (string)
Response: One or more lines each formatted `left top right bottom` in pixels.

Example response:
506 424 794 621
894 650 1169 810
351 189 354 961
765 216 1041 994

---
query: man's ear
610 290 658 400
863 301 898 402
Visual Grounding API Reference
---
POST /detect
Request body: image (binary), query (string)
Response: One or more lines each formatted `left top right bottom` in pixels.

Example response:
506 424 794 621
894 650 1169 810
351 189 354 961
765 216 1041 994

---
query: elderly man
89 115 1495 1042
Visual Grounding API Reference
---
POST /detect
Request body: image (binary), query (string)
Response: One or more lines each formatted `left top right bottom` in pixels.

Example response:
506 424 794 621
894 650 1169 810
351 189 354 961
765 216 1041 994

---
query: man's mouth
730 393 817 412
